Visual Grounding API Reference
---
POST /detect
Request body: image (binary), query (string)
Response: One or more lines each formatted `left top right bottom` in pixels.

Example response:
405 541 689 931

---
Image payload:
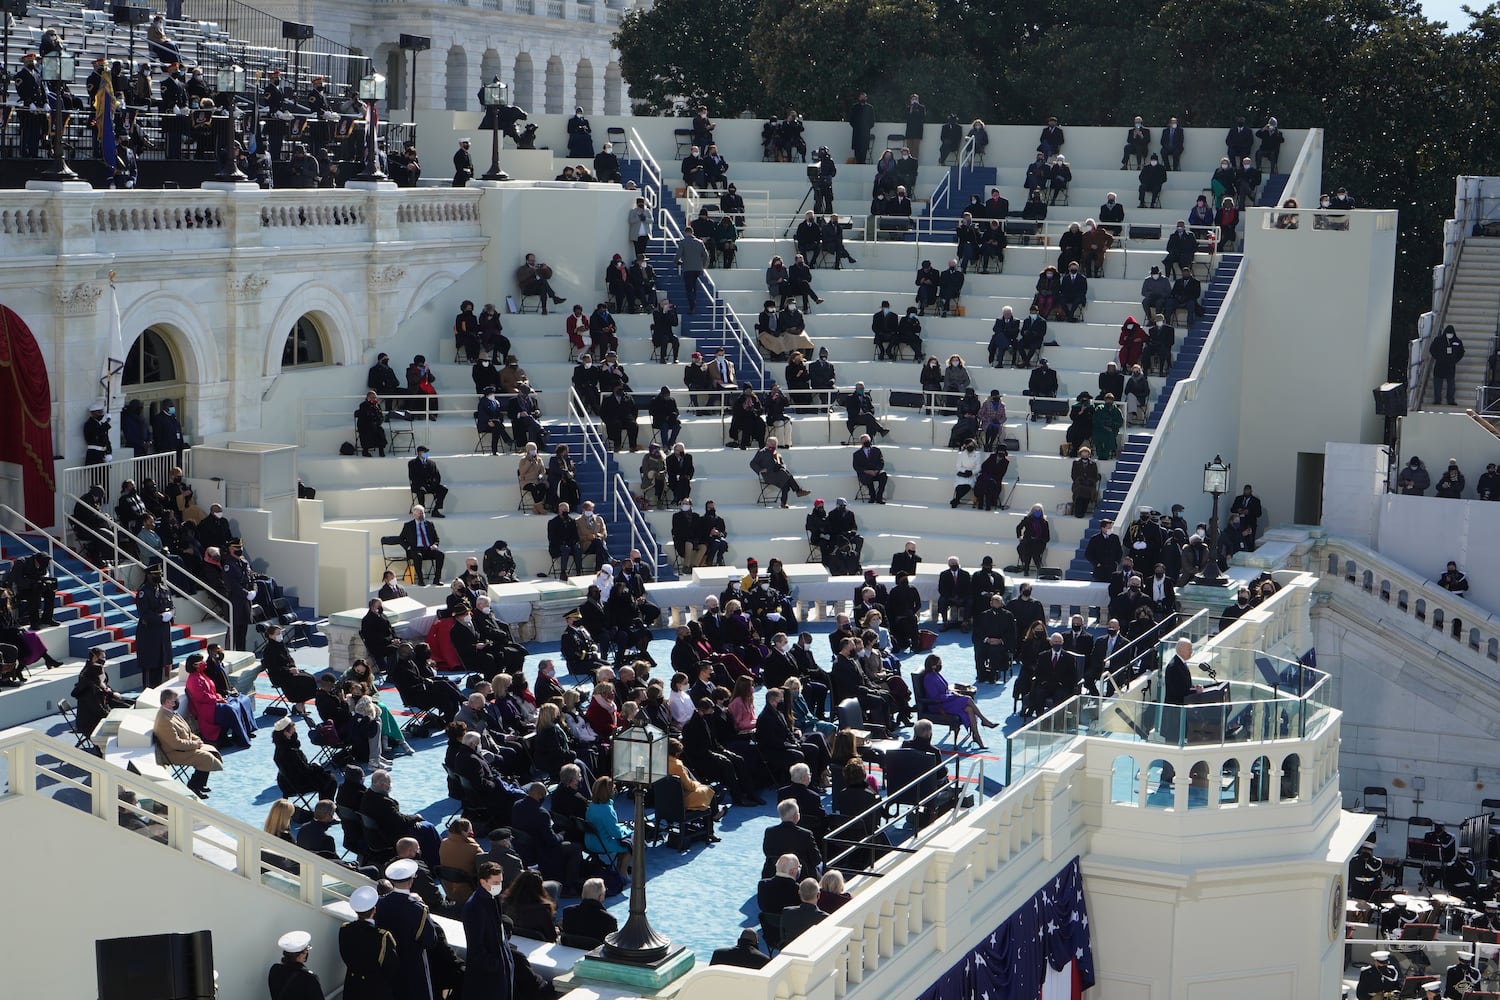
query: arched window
574 58 594 114
514 53 534 111
1249 755 1273 803
1220 758 1241 805
281 316 328 369
1146 759 1172 808
1281 753 1300 801
385 49 406 111
1110 755 1138 806
1188 760 1211 809
446 46 469 111
544 56 563 115
603 62 622 115
123 328 177 386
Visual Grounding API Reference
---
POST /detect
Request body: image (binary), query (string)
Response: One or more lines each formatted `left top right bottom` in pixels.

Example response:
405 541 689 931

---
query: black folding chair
57 698 102 755
651 775 712 851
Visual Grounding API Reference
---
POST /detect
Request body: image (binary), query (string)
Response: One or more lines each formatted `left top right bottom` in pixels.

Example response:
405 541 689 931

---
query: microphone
1197 663 1217 680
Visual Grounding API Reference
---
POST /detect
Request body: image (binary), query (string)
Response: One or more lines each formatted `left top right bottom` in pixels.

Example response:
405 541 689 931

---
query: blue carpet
31 623 1025 964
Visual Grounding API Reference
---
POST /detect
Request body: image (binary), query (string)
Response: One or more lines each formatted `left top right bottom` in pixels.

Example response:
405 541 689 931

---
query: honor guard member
84 401 113 467
306 75 332 150
224 538 258 651
378 858 438 1000
1419 983 1440 1000
16 53 48 158
134 560 175 689
1356 951 1399 1000
267 930 324 1000
1474 900 1500 931
561 608 606 677
263 69 288 160
160 64 190 158
339 885 402 1000
1445 951 1481 997
1348 840 1383 901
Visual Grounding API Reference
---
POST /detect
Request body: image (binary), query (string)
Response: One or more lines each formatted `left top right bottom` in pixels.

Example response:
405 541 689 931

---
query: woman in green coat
1091 393 1124 461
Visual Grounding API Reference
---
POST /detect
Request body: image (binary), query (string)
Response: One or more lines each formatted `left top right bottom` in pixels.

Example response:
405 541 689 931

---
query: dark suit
710 942 771 969
831 654 891 725
449 619 497 675
936 568 971 624
756 874 801 915
851 445 888 502
776 781 827 830
560 898 618 946
407 457 449 513
398 518 445 586
780 901 826 942
761 819 821 878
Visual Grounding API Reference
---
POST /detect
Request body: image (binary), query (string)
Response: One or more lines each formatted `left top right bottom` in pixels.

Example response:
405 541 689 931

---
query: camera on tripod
806 165 821 183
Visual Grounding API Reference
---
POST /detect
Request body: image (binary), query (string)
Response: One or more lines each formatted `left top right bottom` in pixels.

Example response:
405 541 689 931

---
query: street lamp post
603 721 672 965
39 50 77 180
480 76 509 181
213 63 247 181
354 70 386 181
1199 454 1230 585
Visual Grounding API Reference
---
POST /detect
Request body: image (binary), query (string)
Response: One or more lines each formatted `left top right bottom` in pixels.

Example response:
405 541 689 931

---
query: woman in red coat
185 656 229 744
584 681 620 742
1118 317 1148 369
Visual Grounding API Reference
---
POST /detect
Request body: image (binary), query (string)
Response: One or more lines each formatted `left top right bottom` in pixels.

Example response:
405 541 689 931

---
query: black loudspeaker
399 33 432 52
1372 381 1407 417
3 0 30 19
111 4 149 25
281 20 315 41
97 930 215 1000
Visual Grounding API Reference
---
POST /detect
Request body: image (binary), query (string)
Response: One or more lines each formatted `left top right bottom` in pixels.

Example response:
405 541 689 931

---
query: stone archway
604 61 622 114
0 305 55 525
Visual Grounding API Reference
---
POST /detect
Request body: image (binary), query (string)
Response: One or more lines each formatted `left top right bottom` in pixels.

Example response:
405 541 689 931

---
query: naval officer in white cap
267 929 322 999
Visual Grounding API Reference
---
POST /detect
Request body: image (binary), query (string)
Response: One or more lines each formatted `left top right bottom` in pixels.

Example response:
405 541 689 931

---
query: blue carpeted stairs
0 535 221 679
925 163 999 225
1064 254 1243 580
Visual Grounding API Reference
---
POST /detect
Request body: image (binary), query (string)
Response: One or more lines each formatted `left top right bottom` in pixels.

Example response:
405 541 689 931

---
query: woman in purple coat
918 654 999 747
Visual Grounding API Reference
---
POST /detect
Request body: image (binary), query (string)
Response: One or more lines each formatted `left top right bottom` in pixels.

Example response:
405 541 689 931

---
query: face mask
458 617 472 627
680 503 691 512
488 883 503 897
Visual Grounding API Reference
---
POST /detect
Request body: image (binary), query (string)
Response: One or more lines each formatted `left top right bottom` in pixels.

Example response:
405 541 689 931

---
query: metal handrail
824 750 985 877
61 491 229 633
567 387 610 501
609 472 662 575
0 504 141 625
1097 607 1209 692
699 272 764 387
59 452 192 512
629 126 663 220
927 134 976 217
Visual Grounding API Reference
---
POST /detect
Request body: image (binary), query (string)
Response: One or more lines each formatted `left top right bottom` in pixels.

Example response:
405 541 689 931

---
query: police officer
1348 841 1383 901
1356 950 1399 1000
267 930 323 1000
338 885 401 1000
134 560 174 689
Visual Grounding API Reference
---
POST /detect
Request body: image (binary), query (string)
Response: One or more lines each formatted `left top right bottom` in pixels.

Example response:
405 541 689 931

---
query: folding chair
386 409 416 455
651 775 713 851
515 291 545 314
57 698 101 755
152 735 194 787
381 535 413 580
605 126 627 157
673 128 694 157
1362 785 1389 829
853 481 872 503
756 475 781 508
359 812 398 867
272 597 319 648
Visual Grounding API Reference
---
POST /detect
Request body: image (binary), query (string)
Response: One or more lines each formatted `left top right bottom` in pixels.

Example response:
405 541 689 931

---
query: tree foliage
614 0 763 115
615 0 1500 371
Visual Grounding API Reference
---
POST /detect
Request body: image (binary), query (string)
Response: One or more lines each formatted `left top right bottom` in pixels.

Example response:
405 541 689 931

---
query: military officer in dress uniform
1419 981 1441 1000
377 858 437 1000
339 885 402 1000
263 68 288 160
267 930 324 1000
1356 950 1400 999
1349 841 1384 901
224 538 256 651
16 53 49 158
306 74 332 152
84 401 113 468
134 560 175 688
1445 950 1482 997
1444 846 1480 903
160 63 190 158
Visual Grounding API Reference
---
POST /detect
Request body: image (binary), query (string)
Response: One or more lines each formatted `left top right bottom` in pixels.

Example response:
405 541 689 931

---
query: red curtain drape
0 306 56 528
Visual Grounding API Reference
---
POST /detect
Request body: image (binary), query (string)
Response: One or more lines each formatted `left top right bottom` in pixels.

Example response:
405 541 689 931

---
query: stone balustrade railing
1304 537 1500 663
0 186 484 259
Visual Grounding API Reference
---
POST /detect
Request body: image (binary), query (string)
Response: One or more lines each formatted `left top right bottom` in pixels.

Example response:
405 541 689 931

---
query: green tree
614 0 764 115
749 0 983 122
